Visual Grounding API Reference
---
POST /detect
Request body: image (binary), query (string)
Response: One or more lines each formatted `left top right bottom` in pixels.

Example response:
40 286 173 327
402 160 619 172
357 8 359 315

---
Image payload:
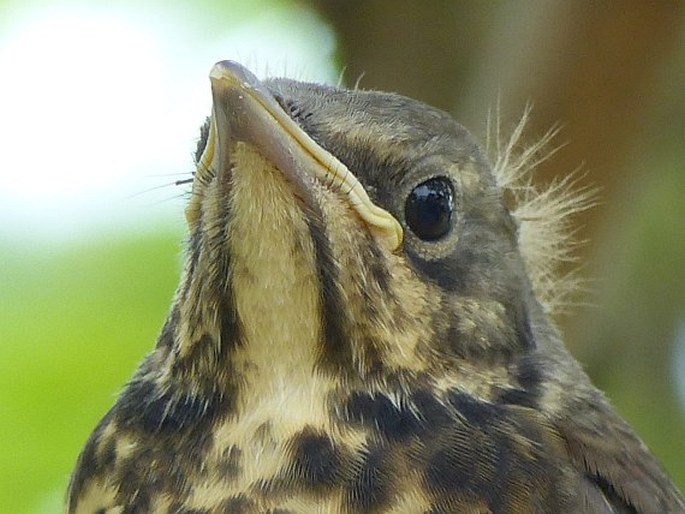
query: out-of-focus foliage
1 0 338 510
0 234 181 512
572 153 685 487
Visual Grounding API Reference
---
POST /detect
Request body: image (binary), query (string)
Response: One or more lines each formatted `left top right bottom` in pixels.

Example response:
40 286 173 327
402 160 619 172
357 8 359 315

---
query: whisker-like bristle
489 108 598 318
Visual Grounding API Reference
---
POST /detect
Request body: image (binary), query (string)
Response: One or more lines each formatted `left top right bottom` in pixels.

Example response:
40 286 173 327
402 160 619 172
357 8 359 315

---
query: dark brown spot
218 494 258 513
156 306 179 349
516 354 543 391
254 421 273 443
341 387 452 441
305 215 355 376
67 411 115 503
344 443 392 512
180 221 203 303
218 291 241 353
169 507 210 514
344 392 421 441
217 445 242 479
98 436 116 469
496 386 538 408
496 354 543 408
285 426 344 493
366 238 393 298
116 378 228 434
590 473 639 514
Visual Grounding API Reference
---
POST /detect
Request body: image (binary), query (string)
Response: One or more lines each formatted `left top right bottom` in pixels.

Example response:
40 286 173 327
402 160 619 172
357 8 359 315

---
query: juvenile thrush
67 61 685 513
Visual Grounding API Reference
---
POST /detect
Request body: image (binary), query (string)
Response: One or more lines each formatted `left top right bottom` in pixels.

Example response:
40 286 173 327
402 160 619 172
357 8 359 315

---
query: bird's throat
224 143 325 398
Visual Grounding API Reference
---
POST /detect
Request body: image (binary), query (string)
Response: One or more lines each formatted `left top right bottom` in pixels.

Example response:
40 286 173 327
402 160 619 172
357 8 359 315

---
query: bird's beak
197 60 403 251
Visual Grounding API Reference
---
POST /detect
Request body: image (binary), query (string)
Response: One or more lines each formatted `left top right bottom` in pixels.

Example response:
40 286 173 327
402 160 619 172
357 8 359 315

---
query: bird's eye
404 177 454 241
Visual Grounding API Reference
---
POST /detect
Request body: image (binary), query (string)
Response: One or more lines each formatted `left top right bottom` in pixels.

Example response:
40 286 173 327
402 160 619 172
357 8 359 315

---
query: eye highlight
404 177 454 241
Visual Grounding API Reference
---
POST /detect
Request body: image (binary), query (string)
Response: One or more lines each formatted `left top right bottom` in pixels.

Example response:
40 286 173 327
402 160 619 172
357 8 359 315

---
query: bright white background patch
0 3 337 241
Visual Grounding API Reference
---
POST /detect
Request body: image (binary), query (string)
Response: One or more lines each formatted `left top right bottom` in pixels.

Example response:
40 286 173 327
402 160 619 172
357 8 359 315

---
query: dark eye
404 177 454 241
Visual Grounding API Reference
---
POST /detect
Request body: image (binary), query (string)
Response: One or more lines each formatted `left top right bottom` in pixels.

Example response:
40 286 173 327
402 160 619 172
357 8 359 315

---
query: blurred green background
1 1 683 512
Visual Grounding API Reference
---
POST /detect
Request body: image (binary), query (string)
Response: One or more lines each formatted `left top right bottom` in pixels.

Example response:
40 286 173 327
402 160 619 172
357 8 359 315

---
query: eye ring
404 176 454 241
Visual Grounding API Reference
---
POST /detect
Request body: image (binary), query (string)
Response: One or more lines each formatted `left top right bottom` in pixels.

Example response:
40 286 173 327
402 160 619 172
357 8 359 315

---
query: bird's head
171 61 565 403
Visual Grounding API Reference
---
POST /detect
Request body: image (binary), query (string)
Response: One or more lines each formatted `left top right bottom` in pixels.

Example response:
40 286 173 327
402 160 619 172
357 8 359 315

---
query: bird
66 60 685 513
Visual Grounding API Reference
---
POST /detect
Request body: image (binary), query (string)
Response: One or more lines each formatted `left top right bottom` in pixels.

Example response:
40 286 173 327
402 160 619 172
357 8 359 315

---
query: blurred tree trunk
301 0 495 111
303 0 685 487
